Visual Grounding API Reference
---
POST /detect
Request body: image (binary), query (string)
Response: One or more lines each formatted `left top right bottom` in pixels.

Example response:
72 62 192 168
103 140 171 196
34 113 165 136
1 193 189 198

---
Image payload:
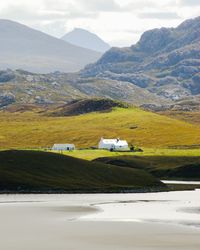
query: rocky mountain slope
0 69 168 108
62 28 110 53
81 16 200 101
0 19 101 73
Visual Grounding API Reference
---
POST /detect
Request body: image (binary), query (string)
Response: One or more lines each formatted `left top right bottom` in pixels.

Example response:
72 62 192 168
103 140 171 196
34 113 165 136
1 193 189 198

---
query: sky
0 0 199 47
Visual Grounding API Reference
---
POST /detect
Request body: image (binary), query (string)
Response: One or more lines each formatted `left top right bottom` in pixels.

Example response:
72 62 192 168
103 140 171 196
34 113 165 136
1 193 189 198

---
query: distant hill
47 98 130 117
81 16 200 101
0 20 101 73
0 150 163 192
62 28 110 53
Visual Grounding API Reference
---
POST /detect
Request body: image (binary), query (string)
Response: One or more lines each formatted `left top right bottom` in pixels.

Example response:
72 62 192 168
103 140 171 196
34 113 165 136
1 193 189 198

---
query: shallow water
0 190 200 249
162 180 200 185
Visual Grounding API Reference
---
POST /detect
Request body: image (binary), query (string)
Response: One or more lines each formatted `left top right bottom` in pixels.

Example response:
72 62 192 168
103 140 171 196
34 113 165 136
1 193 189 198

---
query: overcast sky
0 0 199 47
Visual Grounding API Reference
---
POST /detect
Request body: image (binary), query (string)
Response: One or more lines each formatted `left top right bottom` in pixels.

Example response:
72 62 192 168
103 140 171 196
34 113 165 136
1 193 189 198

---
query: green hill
94 155 200 181
0 150 163 193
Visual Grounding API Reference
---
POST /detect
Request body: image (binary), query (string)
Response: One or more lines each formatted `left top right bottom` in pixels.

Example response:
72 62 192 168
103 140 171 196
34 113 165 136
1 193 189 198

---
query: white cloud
138 12 181 20
180 0 200 6
78 0 121 12
0 0 199 46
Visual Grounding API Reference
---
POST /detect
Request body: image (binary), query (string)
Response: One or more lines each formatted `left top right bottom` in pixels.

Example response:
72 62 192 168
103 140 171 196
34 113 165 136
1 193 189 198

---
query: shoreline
1 184 200 194
0 186 167 194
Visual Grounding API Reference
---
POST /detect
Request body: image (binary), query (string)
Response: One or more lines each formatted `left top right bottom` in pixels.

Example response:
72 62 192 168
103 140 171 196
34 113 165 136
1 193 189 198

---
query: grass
60 148 200 161
0 150 163 193
0 107 200 149
59 148 200 181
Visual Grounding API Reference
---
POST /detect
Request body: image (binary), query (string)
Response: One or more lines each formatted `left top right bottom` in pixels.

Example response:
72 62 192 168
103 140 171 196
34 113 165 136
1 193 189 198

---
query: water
162 180 200 185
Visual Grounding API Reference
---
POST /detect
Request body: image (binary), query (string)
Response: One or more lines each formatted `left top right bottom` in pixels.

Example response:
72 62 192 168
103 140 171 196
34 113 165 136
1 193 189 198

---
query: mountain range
0 16 199 110
62 28 110 53
0 19 101 73
81 16 200 101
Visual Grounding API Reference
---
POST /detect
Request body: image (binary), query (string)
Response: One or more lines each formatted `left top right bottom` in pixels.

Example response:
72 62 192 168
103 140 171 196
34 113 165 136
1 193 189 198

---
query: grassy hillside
0 106 200 149
0 150 163 192
94 155 200 181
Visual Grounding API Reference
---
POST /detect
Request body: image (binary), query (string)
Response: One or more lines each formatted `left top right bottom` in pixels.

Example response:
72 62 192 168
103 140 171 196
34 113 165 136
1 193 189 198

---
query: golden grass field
0 107 200 150
59 148 200 161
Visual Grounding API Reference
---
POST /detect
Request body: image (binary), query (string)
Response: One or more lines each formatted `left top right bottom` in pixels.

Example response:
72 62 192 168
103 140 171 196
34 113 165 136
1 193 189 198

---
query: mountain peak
0 19 101 73
73 28 90 32
61 28 110 53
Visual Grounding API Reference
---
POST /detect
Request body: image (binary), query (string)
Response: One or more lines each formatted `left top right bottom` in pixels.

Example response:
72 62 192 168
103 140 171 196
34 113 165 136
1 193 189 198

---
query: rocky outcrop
0 92 15 107
81 16 200 100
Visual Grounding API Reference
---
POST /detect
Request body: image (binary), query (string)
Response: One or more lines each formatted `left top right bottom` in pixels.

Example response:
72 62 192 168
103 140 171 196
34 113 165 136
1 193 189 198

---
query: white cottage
98 138 129 151
52 144 75 151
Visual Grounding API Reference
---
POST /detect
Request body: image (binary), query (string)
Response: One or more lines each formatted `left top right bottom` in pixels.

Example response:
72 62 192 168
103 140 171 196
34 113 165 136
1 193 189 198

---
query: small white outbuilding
52 144 75 151
98 138 129 151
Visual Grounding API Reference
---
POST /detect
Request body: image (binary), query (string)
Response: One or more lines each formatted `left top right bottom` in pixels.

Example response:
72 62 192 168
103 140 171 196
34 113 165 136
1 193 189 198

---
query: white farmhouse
98 138 129 151
52 144 75 151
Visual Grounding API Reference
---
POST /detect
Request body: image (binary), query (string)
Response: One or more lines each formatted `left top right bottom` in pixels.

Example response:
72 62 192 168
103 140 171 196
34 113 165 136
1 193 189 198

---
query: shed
52 144 75 151
98 138 129 151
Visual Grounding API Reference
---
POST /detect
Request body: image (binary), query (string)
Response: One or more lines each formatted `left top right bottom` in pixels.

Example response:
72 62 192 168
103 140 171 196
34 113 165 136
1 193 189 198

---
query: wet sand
0 192 200 250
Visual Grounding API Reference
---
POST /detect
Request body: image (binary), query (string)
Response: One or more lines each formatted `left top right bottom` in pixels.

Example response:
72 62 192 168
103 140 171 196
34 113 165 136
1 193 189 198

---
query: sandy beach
0 191 200 250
